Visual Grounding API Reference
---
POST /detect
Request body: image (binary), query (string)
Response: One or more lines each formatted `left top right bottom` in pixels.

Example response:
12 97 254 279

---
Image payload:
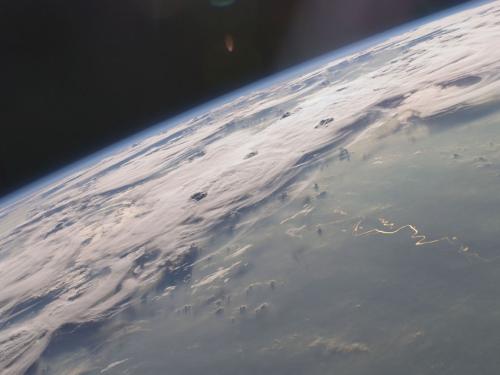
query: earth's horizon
0 0 479 209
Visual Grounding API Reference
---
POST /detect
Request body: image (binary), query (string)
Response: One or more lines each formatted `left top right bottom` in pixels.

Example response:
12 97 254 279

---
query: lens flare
224 34 235 52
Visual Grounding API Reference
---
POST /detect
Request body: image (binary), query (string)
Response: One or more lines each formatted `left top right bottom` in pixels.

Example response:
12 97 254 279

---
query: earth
2 1 500 374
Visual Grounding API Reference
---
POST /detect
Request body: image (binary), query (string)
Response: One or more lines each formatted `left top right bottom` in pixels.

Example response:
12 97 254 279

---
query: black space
1 0 469 197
